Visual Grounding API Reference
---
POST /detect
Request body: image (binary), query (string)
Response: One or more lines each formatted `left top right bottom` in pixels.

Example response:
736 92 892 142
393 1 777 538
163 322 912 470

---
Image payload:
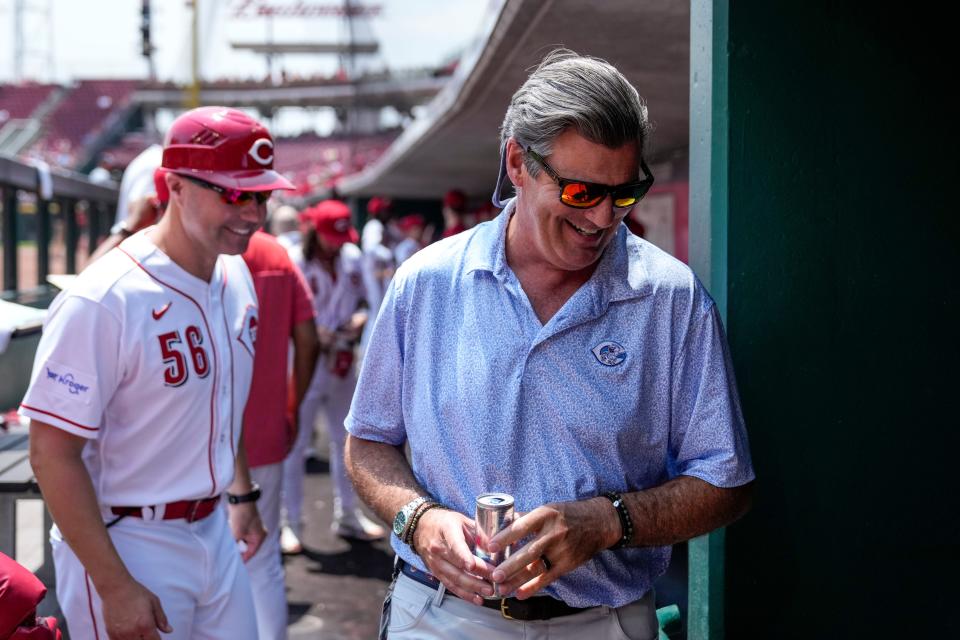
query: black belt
398 558 594 621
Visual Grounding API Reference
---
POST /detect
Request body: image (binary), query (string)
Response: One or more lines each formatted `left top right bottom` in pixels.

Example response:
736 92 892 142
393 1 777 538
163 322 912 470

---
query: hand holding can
475 493 514 598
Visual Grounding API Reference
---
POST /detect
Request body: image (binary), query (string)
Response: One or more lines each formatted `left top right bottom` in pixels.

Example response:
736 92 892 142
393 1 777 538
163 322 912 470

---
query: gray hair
499 49 651 179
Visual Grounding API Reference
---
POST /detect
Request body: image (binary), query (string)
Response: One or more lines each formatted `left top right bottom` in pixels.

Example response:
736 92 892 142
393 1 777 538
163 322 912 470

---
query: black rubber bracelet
602 491 634 549
227 482 261 504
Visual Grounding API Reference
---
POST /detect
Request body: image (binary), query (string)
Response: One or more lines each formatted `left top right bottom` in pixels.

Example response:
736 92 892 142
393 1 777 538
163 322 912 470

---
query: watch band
227 482 261 504
602 491 634 549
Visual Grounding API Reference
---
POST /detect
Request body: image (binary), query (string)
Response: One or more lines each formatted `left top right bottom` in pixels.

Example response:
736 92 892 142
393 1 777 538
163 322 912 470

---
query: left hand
488 497 615 599
228 501 267 562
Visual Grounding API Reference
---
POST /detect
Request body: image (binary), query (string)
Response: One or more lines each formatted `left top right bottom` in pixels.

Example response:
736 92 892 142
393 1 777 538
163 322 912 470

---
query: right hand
100 578 172 639
411 508 495 605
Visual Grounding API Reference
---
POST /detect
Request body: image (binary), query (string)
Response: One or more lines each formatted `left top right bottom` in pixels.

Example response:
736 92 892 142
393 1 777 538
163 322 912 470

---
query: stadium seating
27 80 139 168
0 84 58 123
2 77 406 196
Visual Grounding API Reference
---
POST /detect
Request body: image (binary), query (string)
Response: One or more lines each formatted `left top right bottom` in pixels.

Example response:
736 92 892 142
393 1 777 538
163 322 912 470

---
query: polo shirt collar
463 198 514 281
464 198 654 305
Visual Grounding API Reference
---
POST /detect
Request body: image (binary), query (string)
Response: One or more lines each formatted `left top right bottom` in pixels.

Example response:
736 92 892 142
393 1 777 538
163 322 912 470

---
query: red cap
396 213 425 232
301 200 358 246
367 196 392 217
443 189 467 212
162 106 294 192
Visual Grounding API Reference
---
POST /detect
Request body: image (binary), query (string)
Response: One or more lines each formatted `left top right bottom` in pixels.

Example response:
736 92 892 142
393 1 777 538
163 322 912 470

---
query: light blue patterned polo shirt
346 199 754 608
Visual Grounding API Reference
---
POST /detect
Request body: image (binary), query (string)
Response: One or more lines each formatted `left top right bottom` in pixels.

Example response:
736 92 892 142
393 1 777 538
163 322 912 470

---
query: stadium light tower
187 0 201 108
12 0 55 82
141 0 157 80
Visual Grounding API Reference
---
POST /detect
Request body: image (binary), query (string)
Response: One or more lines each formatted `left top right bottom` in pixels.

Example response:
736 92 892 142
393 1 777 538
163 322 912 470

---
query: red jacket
0 552 61 640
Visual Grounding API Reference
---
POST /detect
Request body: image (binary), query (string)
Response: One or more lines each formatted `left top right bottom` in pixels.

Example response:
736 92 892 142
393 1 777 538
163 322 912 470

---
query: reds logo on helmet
248 138 274 166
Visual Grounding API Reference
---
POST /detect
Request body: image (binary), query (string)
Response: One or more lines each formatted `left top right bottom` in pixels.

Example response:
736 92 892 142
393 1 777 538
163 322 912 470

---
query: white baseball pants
247 462 288 639
51 507 257 639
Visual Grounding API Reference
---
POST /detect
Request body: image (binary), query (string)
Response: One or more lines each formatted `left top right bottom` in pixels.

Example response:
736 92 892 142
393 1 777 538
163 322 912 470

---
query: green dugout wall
690 1 955 637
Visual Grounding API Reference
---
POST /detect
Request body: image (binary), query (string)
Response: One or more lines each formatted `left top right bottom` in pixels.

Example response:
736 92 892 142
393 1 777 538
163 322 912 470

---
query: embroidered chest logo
45 367 90 394
592 341 627 367
152 301 172 320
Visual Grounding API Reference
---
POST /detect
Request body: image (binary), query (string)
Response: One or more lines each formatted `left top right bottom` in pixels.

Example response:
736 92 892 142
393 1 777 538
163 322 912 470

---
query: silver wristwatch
392 496 429 538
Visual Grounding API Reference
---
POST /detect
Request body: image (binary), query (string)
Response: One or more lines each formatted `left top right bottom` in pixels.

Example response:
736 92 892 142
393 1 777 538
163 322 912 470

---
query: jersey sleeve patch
236 304 258 357
39 358 96 406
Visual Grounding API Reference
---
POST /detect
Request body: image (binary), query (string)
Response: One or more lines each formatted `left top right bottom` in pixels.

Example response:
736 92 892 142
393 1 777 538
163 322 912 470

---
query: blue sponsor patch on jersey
592 341 627 367
45 366 90 395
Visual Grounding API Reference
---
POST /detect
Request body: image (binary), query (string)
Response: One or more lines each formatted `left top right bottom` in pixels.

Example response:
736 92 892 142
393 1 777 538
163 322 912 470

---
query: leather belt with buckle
109 496 221 523
398 558 594 621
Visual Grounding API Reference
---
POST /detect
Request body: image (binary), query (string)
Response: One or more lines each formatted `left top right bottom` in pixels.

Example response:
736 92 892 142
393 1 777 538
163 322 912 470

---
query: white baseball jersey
360 219 394 323
20 230 258 507
289 242 366 330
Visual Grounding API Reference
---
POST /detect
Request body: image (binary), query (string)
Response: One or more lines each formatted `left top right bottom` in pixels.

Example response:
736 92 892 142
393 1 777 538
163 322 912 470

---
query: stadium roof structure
132 75 444 111
338 0 690 200
230 41 380 55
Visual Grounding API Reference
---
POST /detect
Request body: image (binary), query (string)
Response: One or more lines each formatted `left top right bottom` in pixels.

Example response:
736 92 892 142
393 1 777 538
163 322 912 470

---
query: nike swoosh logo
152 302 172 320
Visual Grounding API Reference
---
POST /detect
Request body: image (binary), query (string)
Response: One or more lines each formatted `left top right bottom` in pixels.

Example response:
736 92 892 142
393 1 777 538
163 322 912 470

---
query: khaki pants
383 573 658 640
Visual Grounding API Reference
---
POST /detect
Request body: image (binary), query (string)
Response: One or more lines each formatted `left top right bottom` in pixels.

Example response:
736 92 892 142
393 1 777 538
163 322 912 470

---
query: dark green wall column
688 1 729 639
692 1 957 637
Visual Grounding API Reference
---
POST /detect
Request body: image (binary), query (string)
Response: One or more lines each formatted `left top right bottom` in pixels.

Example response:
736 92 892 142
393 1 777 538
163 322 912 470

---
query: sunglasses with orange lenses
184 175 272 206
525 147 654 209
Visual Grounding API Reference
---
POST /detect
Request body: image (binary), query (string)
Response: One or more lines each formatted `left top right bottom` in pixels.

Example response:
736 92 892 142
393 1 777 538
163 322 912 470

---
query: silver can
475 492 514 599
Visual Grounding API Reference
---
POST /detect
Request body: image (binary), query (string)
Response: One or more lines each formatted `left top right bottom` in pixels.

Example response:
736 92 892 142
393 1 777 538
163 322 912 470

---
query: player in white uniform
281 200 386 551
21 106 294 640
113 143 163 227
359 196 394 355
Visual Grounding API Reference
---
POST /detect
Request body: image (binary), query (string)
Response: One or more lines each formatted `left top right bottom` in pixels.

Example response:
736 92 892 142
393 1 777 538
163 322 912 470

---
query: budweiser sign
231 1 382 18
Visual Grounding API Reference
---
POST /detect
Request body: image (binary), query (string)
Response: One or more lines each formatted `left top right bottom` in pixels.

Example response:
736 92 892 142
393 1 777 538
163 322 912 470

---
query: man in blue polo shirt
345 49 755 639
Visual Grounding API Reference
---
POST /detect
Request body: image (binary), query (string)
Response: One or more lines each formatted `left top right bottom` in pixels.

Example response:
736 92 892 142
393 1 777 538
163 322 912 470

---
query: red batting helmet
161 106 294 192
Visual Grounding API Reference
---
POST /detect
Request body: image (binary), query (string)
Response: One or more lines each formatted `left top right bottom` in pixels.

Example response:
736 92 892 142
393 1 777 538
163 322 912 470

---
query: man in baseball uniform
240 229 319 639
281 200 385 553
21 106 294 640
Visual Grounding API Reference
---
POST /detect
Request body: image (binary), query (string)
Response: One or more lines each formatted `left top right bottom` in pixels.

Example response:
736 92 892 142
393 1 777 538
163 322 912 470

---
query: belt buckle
499 599 515 620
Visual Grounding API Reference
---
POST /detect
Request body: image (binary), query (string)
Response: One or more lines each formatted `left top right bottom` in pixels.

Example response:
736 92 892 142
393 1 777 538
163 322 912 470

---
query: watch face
392 511 408 536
